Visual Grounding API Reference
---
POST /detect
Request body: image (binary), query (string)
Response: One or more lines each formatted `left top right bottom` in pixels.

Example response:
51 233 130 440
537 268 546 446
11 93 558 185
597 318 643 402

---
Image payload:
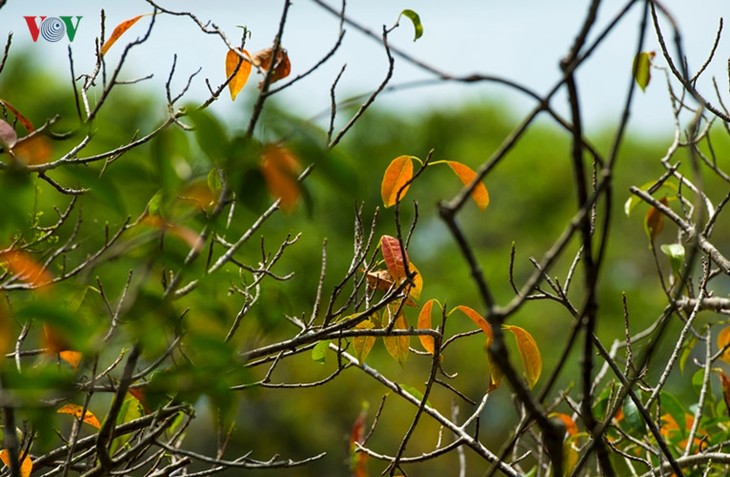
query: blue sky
1 1 726 136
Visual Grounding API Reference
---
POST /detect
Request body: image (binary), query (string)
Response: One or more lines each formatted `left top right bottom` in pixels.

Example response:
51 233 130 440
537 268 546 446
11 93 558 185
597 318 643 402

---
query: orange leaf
718 327 730 363
350 405 369 477
1 249 53 289
0 450 32 477
57 403 101 429
252 47 291 88
59 350 83 370
101 15 144 55
260 144 301 212
446 161 489 210
13 134 52 165
381 155 414 207
353 320 376 363
142 216 204 252
454 306 500 390
383 312 409 366
407 261 423 302
504 325 542 388
225 49 252 100
380 235 407 282
417 299 437 354
0 99 34 132
644 197 667 240
550 412 579 437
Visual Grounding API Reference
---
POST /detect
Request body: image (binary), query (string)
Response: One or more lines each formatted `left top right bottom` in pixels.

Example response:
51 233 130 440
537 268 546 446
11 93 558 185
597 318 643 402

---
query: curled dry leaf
260 144 301 212
417 298 437 354
225 48 252 100
57 403 102 429
252 46 291 89
381 155 414 207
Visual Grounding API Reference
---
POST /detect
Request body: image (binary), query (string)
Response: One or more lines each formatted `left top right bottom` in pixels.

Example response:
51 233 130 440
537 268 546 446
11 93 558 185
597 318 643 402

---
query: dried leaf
644 197 667 241
0 450 32 477
633 51 655 92
399 9 424 41
0 99 34 132
381 155 414 207
380 235 407 282
1 249 53 288
365 269 395 292
417 299 436 354
102 15 144 55
225 49 252 100
260 144 301 212
504 325 542 388
383 312 409 366
446 161 489 210
718 326 730 363
252 46 291 88
57 403 101 429
0 119 17 149
353 320 376 363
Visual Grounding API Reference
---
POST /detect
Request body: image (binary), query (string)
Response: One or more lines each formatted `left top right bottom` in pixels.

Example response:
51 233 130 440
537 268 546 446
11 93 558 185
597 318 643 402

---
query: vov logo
24 16 82 43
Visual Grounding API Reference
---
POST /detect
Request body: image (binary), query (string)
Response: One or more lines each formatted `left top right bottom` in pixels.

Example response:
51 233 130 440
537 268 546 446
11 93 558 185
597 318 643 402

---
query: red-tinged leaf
719 326 730 363
380 235 407 282
252 47 291 89
446 161 489 210
102 15 144 55
0 450 32 477
417 299 437 354
350 405 369 477
225 49 252 100
550 412 579 437
1 249 53 289
353 320 376 363
260 144 301 212
504 325 542 388
128 386 151 413
381 155 413 207
0 119 17 149
383 312 410 366
719 370 730 417
60 351 83 369
57 403 101 429
0 99 35 132
644 197 667 240
13 134 52 164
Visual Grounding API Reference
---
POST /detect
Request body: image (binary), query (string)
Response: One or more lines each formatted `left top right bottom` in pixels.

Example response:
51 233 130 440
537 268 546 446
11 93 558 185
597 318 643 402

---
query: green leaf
660 243 685 276
622 398 644 435
624 180 677 216
187 107 228 164
399 9 423 41
401 385 431 406
660 392 687 440
311 340 329 364
632 51 654 91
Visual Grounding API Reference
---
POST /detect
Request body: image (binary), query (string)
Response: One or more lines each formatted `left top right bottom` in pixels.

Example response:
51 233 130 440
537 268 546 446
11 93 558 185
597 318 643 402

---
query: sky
0 0 727 137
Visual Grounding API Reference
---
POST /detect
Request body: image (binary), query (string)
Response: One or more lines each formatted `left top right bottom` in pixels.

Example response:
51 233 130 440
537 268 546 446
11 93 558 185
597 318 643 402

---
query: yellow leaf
225 49 252 100
57 403 101 429
719 326 730 363
383 312 409 366
454 306 500 390
446 161 489 210
504 325 542 388
59 350 83 370
0 450 32 477
260 144 301 212
381 155 414 207
633 51 655 92
417 299 436 354
101 15 145 55
353 320 376 363
407 261 423 302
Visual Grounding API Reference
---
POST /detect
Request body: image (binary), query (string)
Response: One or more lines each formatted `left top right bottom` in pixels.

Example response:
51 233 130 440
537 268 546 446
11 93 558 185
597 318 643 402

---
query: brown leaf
0 99 35 132
380 235 407 283
365 269 395 292
446 161 490 210
381 155 414 207
13 134 52 165
0 450 32 477
102 15 144 55
252 46 291 89
57 403 101 429
225 49 252 100
383 311 409 366
260 144 301 212
504 325 542 388
644 197 667 240
417 299 436 354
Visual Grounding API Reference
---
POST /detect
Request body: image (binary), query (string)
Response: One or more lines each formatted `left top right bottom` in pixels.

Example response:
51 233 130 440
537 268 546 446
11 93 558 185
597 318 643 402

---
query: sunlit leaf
252 46 291 89
454 306 500 390
59 351 83 370
1 249 53 289
260 144 301 212
353 320 376 363
102 15 144 55
0 450 32 477
644 197 667 240
407 261 423 302
446 161 489 210
550 412 579 437
350 404 369 477
381 155 414 207
504 325 542 388
311 339 329 364
57 403 101 429
225 49 252 100
718 326 730 363
417 299 436 354
380 235 407 282
128 386 151 414
399 9 424 41
624 180 677 216
0 119 17 149
633 51 655 92
383 312 409 366
660 243 685 277
0 99 34 132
